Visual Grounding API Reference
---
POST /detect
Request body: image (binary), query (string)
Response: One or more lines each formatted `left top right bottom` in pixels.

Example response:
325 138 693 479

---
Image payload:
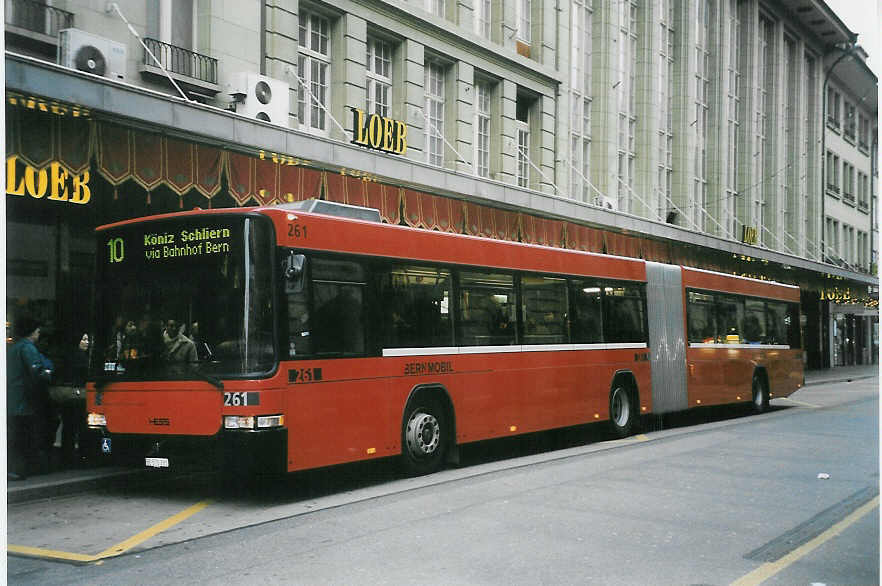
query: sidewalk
8 364 879 504
804 363 880 386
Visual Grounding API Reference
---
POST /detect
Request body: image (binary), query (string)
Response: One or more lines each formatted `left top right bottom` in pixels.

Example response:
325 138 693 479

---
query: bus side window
743 299 766 344
377 264 452 349
281 251 312 358
568 280 601 344
716 295 744 343
311 258 367 357
522 275 568 345
765 301 789 346
601 282 646 343
457 271 516 346
786 303 801 349
686 291 716 343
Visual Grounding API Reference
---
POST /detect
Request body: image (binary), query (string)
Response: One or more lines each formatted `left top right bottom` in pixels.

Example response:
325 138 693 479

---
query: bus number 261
288 224 308 239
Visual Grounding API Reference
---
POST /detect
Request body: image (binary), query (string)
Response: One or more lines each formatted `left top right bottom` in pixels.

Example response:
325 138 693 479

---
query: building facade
5 0 878 369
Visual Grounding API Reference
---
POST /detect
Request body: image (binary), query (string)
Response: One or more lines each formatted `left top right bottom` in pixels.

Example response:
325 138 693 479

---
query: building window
570 0 593 203
858 113 870 152
843 102 856 142
842 162 855 204
825 152 840 195
516 93 531 188
725 0 741 239
425 0 445 18
858 172 869 210
803 53 818 258
516 0 531 43
616 0 638 213
297 10 331 133
474 80 492 178
827 87 840 130
783 36 798 250
755 16 774 244
474 0 491 39
693 0 710 232
366 36 392 117
424 60 446 167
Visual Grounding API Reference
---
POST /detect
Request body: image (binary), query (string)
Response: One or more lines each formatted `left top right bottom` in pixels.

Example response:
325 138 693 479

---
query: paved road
7 377 878 585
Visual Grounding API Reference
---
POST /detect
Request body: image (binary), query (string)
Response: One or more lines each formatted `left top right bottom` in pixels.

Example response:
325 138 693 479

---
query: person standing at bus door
59 333 90 468
163 319 198 363
7 317 54 480
190 320 212 360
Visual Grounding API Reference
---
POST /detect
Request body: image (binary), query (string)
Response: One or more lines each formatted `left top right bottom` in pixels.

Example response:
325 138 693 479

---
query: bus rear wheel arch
400 386 454 476
609 373 639 439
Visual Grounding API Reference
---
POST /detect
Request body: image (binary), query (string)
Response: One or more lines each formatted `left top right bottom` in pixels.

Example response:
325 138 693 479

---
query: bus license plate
145 457 169 468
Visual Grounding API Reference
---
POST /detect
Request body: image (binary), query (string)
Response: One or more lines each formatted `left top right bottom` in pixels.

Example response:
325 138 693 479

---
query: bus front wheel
752 374 769 414
609 385 636 438
401 399 447 476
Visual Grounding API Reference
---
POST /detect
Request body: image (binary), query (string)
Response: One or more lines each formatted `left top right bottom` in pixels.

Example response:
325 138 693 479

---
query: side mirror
284 252 306 293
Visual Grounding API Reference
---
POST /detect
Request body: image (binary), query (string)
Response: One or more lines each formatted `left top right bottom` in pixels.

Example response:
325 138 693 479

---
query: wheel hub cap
406 412 440 457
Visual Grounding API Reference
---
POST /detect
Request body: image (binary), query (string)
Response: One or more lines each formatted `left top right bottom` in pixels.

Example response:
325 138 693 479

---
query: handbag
49 385 84 405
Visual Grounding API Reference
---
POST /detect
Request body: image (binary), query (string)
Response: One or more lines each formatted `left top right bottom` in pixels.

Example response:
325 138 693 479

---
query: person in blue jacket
7 316 54 480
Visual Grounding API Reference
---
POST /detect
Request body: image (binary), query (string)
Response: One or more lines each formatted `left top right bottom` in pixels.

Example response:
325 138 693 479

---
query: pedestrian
7 316 54 480
58 333 90 468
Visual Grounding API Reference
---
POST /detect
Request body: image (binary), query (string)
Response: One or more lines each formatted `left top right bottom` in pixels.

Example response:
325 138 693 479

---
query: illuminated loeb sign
6 157 91 204
350 107 407 155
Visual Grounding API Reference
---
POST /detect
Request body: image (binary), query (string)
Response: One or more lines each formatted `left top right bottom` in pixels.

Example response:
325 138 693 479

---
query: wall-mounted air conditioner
231 73 290 127
58 28 126 81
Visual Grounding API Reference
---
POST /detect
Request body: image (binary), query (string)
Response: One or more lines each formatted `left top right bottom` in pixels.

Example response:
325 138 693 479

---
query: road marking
634 434 650 441
94 499 212 559
7 544 97 563
7 499 212 565
777 397 820 408
730 495 879 586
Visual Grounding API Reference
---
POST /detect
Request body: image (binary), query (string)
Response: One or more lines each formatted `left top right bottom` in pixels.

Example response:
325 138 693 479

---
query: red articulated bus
87 200 803 476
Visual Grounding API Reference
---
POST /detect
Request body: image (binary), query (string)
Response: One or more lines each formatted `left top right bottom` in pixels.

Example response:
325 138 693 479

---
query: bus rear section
87 212 288 473
645 262 803 416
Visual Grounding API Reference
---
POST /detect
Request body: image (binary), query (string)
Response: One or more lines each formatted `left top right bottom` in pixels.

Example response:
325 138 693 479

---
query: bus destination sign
105 225 234 265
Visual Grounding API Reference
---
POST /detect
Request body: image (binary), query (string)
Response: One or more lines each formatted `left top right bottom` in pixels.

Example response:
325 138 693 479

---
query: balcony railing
5 0 73 38
143 37 217 86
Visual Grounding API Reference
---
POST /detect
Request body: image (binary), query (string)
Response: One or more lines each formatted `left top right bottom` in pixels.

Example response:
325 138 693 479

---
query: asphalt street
6 375 879 585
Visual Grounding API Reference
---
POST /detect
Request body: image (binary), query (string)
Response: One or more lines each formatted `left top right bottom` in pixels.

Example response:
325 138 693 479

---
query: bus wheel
609 385 635 438
752 374 769 414
402 399 447 477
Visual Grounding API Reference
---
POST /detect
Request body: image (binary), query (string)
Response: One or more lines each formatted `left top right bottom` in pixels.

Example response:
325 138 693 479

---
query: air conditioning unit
58 29 126 81
595 195 618 211
231 74 289 127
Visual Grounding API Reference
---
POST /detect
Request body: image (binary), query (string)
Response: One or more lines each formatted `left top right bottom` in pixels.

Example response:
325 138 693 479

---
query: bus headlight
87 412 107 427
257 415 284 428
224 416 255 429
223 415 284 430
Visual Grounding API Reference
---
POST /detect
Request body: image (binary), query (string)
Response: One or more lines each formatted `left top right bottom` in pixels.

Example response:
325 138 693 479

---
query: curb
7 469 148 504
804 374 877 387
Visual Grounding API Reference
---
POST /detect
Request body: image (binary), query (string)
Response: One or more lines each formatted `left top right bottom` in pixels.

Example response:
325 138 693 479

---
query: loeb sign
350 107 407 155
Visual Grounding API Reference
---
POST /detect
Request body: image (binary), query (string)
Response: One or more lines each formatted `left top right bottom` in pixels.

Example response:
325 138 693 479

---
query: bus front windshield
94 215 276 380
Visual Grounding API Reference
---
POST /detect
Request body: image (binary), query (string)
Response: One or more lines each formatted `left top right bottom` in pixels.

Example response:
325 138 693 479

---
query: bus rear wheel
401 399 447 476
609 385 635 438
752 374 769 414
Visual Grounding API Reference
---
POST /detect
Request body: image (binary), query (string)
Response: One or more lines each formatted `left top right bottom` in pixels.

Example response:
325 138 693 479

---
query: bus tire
609 383 636 438
401 397 448 477
752 372 769 414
